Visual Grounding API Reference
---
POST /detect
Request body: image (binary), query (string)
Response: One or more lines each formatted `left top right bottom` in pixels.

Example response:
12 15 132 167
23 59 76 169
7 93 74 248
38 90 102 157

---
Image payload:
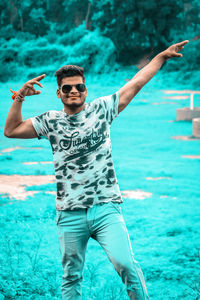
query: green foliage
58 24 89 46
0 26 118 81
64 28 117 73
0 25 17 40
0 0 200 81
90 0 184 63
25 8 50 36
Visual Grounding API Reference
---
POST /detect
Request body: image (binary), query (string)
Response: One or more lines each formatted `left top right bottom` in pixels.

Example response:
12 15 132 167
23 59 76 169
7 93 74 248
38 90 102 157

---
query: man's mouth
68 96 80 99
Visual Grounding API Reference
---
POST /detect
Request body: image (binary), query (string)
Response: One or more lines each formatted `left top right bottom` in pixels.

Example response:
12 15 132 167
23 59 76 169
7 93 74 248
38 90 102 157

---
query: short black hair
54 65 85 87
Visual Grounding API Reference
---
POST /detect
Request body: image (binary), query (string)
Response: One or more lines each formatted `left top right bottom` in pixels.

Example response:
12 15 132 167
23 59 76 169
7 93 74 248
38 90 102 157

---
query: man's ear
57 88 61 98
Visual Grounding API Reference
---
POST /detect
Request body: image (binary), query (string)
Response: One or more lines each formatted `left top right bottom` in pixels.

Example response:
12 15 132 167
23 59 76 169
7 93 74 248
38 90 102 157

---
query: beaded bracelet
9 87 25 102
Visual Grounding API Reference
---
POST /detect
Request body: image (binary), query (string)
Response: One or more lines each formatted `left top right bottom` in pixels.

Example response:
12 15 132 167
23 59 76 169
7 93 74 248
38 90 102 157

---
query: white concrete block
192 118 200 138
176 107 200 121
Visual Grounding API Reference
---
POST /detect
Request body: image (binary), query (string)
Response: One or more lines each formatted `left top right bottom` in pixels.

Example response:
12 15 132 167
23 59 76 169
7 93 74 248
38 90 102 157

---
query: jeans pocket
110 201 121 214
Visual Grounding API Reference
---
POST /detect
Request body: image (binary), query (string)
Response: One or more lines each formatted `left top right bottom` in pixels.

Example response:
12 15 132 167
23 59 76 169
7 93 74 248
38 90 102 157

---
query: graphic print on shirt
59 122 109 162
30 92 123 210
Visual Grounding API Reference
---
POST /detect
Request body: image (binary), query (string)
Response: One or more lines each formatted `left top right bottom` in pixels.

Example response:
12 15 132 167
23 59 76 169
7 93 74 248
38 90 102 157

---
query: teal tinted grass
0 71 200 299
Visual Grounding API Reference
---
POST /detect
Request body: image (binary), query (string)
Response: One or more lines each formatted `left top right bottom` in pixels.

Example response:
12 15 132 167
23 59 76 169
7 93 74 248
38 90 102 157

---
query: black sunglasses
61 84 86 94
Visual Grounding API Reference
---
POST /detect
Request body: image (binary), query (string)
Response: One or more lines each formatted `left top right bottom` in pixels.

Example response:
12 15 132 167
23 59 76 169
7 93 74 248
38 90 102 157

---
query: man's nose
71 86 78 93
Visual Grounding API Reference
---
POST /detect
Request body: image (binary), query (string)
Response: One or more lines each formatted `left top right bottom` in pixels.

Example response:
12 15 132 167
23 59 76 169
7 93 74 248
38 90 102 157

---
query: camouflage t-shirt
30 92 123 210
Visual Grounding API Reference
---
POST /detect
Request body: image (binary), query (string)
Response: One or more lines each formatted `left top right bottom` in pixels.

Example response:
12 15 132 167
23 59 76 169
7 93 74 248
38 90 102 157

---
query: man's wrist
18 89 26 98
14 91 25 102
156 51 168 61
9 87 25 102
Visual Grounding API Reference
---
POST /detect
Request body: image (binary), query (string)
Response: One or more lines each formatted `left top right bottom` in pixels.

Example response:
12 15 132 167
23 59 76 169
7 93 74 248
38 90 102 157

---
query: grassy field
0 70 200 299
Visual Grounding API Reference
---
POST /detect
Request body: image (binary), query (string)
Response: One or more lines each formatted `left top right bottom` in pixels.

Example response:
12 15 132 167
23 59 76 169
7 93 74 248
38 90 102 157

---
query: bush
62 29 118 73
0 25 118 81
20 45 67 67
0 61 25 83
0 25 17 40
58 23 88 46
0 25 36 41
0 48 18 64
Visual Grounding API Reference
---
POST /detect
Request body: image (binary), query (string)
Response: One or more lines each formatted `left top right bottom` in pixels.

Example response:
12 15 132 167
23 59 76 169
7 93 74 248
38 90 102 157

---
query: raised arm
4 74 46 138
118 40 189 113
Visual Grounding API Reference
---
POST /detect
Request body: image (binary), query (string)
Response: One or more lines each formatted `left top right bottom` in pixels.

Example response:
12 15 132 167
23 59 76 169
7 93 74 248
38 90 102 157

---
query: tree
90 0 184 64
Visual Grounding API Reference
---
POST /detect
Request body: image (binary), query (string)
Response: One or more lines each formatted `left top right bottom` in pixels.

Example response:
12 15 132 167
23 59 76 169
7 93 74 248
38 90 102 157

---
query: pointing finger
177 40 189 47
34 74 46 81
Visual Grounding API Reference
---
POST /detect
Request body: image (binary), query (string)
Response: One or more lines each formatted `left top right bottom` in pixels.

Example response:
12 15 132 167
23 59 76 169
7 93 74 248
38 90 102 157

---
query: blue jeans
56 201 149 300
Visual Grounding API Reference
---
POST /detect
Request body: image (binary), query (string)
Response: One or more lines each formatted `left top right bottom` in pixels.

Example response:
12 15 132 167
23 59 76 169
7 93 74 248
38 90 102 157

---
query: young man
4 40 188 300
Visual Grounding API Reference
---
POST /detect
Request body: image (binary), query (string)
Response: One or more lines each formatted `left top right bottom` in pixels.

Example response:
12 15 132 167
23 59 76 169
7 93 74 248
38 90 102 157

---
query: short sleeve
30 112 49 140
100 91 119 125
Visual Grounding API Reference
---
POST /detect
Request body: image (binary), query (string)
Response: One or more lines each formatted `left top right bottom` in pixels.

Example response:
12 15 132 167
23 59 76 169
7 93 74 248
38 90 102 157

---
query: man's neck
63 103 86 115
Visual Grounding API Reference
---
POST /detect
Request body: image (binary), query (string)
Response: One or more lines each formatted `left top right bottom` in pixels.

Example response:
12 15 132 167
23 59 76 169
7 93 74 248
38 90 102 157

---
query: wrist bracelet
15 95 25 102
9 87 25 102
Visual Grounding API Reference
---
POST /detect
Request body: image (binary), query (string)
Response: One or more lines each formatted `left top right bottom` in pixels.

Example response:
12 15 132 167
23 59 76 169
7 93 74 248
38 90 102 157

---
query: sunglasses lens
61 84 86 93
62 85 72 93
76 84 86 92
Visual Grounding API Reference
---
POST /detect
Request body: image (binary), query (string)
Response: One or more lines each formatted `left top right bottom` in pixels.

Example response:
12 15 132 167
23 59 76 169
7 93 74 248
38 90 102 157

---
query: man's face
56 76 87 109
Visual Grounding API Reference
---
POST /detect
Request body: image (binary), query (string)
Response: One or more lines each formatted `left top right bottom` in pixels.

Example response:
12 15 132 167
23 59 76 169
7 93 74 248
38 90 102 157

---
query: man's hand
118 39 189 113
18 74 46 97
4 74 46 139
162 40 189 60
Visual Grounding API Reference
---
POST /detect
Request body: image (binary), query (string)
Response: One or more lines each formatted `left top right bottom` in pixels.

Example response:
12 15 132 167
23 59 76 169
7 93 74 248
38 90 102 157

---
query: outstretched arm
118 40 189 113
